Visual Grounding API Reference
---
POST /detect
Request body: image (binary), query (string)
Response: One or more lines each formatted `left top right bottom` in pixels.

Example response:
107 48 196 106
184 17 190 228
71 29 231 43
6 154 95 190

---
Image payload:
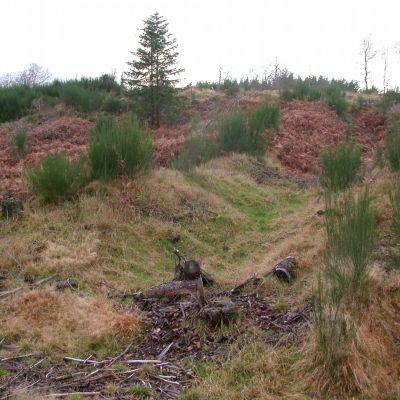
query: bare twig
123 359 163 365
0 353 38 362
157 342 174 361
44 392 100 398
105 341 133 368
63 357 101 365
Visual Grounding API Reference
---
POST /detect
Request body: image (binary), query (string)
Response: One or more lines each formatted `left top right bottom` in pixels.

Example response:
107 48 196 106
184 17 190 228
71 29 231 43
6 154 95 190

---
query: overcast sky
1 0 399 89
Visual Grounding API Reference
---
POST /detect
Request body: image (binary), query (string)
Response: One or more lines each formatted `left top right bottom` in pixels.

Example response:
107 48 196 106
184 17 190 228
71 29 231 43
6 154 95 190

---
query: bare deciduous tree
17 63 52 86
361 36 377 91
381 47 390 94
0 63 51 87
0 73 15 87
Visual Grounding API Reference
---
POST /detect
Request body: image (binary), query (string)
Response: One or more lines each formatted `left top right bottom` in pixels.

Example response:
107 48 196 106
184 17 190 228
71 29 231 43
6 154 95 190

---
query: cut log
199 301 238 326
145 280 198 298
272 256 298 282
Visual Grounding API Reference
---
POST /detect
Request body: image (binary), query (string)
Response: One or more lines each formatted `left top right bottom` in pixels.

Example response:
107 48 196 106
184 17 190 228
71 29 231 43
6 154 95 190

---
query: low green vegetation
320 141 362 191
385 119 400 171
175 135 218 171
102 95 123 114
89 116 153 180
176 104 280 171
217 104 280 157
0 368 10 379
281 81 347 116
127 384 153 398
27 153 87 202
378 89 400 112
313 188 376 394
0 74 122 122
11 129 28 159
374 144 385 168
389 183 400 242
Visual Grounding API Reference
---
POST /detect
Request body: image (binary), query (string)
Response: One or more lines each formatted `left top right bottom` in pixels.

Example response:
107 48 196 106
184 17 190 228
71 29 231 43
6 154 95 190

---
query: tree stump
198 301 238 326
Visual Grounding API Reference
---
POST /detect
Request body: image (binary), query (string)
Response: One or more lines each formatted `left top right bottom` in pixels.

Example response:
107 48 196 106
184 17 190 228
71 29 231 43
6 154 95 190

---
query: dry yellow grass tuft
1 289 140 355
305 278 400 399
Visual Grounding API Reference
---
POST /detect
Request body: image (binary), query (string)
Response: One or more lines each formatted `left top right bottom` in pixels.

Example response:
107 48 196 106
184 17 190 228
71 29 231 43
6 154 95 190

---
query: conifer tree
124 13 184 127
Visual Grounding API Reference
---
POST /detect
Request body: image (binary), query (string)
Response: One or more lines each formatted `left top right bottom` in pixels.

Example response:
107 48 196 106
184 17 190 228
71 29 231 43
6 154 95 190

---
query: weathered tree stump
174 249 214 286
272 256 298 282
198 301 238 326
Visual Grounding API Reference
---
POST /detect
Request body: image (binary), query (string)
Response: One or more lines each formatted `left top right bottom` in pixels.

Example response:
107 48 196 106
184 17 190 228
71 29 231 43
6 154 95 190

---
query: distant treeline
196 73 360 94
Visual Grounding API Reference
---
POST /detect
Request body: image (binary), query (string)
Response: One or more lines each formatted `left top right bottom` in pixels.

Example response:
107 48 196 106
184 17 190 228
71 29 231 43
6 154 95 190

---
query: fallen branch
0 287 23 299
45 392 101 398
0 353 38 362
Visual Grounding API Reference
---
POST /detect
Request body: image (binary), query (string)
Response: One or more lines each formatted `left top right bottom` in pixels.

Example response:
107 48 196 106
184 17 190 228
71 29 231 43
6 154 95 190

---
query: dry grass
305 278 400 399
0 288 140 356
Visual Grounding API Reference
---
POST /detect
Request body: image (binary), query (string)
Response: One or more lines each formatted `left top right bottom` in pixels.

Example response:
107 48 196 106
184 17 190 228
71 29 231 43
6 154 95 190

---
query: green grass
0 368 10 379
127 384 153 398
2 155 309 291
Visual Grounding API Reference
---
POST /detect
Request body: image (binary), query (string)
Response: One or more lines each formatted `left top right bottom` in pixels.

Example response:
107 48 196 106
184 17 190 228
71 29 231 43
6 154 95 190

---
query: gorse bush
58 83 104 113
280 81 348 117
0 75 123 122
11 129 28 159
385 121 400 171
374 145 385 168
175 135 217 171
0 86 37 122
320 141 362 191
217 104 280 157
389 183 400 241
379 89 400 112
27 154 86 202
102 96 123 114
324 190 376 301
323 86 347 117
313 189 376 389
89 116 153 180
